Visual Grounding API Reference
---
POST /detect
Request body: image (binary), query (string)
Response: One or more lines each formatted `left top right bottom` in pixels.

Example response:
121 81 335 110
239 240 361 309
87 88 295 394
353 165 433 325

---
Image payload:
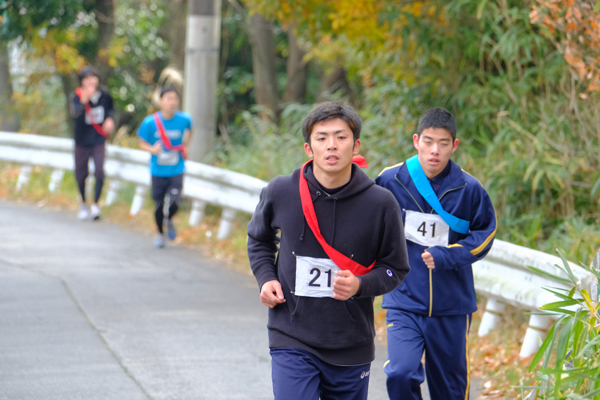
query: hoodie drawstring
331 198 337 245
299 190 339 245
299 216 306 241
300 191 322 241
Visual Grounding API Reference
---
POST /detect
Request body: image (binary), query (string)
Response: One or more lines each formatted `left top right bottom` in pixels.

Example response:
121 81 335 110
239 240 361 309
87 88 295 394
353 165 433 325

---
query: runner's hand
260 280 286 308
79 84 96 104
422 250 435 270
333 270 360 301
151 142 163 155
102 117 115 135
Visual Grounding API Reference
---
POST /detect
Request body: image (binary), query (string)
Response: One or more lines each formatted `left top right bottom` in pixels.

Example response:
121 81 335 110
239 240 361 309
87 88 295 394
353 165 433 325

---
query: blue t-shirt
137 111 192 177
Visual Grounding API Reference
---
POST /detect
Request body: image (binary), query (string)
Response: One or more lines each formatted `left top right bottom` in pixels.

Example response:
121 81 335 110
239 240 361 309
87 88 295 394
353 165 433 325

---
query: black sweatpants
74 144 105 203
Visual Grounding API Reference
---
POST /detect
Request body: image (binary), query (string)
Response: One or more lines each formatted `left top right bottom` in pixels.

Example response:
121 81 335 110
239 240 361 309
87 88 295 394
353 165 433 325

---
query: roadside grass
1 161 535 397
469 303 536 399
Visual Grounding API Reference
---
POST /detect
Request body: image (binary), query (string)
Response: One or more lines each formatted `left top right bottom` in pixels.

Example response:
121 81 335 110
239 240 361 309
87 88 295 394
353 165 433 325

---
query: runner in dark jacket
376 107 496 400
247 102 410 400
69 66 114 221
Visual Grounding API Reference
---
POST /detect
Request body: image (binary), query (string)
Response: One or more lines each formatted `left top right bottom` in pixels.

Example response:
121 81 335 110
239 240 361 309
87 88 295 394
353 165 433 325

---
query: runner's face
413 128 459 178
304 118 360 180
159 91 179 115
81 76 99 92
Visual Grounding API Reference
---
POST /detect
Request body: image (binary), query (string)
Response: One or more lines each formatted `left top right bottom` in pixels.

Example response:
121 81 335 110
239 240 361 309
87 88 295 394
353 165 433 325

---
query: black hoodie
247 162 410 366
69 88 114 147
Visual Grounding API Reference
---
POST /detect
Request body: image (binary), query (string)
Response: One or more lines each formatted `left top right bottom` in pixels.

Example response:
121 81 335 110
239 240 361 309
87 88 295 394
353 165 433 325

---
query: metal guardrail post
189 200 207 226
520 314 552 358
130 185 148 216
105 179 122 206
478 298 506 337
217 207 236 240
48 169 65 193
16 165 32 190
85 176 94 201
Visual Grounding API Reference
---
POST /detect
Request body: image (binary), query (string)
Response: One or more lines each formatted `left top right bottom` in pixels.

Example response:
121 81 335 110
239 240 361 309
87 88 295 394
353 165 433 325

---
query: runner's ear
352 139 361 155
304 142 314 159
452 139 459 153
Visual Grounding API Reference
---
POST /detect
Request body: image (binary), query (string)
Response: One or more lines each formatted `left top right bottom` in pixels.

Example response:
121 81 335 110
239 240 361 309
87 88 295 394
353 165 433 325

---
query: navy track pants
270 347 371 400
385 309 472 400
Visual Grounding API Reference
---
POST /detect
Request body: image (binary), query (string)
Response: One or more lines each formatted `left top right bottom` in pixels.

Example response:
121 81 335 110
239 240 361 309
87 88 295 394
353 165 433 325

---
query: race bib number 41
404 210 450 247
295 255 341 298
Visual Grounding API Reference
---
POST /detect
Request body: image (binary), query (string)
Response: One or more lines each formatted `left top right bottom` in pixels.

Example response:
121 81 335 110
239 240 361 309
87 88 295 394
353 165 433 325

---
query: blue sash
406 155 470 234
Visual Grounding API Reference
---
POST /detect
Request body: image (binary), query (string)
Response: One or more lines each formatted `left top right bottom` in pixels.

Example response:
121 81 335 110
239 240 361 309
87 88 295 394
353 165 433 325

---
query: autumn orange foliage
530 0 600 95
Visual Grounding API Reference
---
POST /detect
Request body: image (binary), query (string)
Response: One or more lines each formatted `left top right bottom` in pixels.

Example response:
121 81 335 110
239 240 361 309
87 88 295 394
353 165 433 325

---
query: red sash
75 88 109 138
298 156 375 276
153 113 187 159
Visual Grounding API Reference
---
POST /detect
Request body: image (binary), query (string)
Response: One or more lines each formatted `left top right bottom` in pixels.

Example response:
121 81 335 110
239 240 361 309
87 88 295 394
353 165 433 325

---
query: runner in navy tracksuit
376 108 496 399
248 102 410 400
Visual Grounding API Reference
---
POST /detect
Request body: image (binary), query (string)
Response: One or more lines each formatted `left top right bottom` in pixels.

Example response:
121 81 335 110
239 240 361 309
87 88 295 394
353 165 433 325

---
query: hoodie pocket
291 296 359 346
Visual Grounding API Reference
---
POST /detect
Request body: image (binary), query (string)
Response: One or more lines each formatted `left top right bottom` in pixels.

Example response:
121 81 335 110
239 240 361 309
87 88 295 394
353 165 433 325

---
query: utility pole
184 0 221 162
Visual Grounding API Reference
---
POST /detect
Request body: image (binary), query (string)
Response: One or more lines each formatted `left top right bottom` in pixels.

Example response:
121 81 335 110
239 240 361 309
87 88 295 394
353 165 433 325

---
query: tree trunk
282 26 307 104
165 0 188 71
60 73 79 137
318 66 352 101
0 41 20 131
94 0 116 82
248 13 279 119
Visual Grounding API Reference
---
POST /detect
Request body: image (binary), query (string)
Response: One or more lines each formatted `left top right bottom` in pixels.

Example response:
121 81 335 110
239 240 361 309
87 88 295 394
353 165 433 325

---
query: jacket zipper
394 176 424 212
430 183 467 214
429 183 467 316
396 174 467 317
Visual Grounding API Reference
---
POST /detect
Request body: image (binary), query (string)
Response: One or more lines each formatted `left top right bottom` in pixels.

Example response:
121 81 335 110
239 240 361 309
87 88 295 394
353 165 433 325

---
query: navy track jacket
248 163 410 366
376 159 496 317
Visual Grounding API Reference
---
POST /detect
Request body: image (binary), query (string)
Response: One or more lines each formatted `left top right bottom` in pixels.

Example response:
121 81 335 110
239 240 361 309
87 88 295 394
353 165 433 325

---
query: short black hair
78 66 99 84
160 85 180 99
417 107 457 140
301 102 361 143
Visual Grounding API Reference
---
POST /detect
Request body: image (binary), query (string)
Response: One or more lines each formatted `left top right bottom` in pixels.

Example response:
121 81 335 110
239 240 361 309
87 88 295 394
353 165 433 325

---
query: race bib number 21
295 255 341 298
404 210 450 247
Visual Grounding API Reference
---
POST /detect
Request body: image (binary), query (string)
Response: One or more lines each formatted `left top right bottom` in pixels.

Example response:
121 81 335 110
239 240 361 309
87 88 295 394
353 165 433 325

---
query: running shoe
154 234 165 248
77 204 89 220
90 204 101 220
167 219 177 240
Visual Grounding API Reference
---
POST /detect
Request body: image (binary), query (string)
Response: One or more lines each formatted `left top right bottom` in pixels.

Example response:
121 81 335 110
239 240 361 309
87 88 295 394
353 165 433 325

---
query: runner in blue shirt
137 86 192 248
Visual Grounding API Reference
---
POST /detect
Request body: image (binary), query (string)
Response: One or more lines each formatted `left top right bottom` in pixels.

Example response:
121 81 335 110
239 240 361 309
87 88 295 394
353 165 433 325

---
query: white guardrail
0 131 267 240
1 131 597 358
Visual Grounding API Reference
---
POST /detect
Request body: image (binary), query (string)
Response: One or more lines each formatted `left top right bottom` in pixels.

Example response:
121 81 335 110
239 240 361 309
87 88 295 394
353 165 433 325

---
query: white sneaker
154 234 165 248
78 204 89 220
90 204 101 220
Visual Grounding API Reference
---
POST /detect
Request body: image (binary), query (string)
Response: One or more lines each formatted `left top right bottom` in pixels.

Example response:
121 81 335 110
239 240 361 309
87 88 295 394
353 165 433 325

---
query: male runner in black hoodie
247 102 410 400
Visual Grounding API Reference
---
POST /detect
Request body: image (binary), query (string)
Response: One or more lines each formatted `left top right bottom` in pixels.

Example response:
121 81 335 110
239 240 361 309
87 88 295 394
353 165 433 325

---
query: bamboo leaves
526 251 600 398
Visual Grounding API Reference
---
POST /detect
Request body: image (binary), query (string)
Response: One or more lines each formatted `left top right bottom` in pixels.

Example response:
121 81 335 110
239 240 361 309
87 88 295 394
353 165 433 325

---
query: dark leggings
74 144 105 203
155 201 179 234
151 174 183 234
